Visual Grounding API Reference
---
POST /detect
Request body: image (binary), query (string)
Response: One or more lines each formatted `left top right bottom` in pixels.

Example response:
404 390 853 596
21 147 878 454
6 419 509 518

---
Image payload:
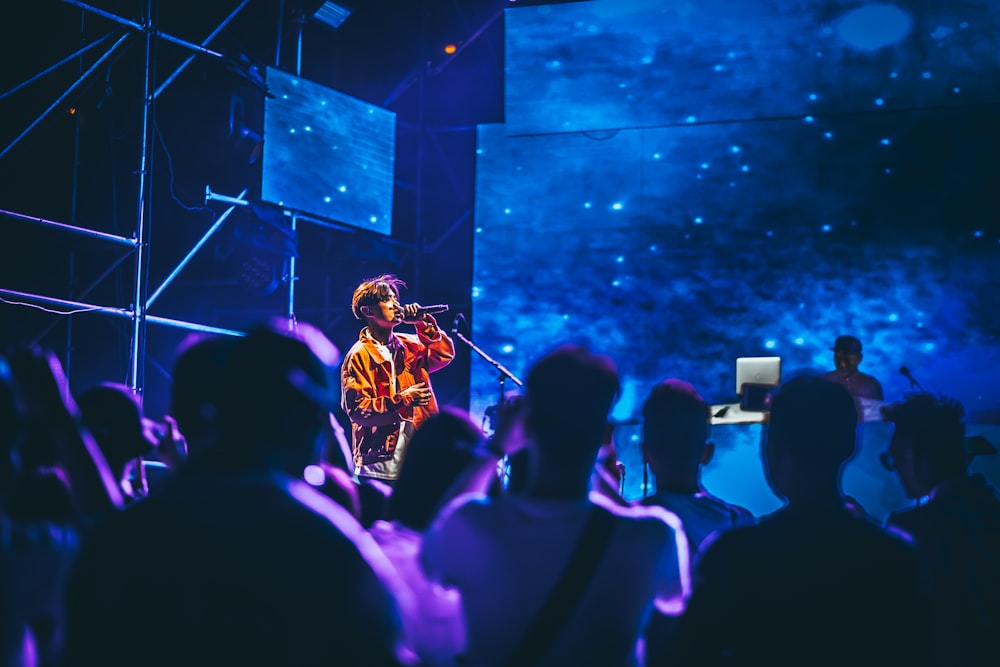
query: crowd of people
1 273 998 666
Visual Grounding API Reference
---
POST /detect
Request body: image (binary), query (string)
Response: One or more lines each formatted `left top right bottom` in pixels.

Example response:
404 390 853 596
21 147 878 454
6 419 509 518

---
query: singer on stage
341 273 455 483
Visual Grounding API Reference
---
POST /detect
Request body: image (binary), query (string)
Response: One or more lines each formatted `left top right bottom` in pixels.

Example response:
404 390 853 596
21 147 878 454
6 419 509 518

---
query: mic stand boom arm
452 330 523 415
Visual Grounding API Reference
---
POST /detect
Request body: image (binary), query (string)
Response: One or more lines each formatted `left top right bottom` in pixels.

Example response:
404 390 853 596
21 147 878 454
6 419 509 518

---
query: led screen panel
262 66 395 235
473 0 1000 516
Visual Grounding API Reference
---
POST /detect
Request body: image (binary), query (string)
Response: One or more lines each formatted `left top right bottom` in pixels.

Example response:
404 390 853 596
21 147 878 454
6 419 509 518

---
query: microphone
406 304 449 316
400 304 449 323
899 365 922 390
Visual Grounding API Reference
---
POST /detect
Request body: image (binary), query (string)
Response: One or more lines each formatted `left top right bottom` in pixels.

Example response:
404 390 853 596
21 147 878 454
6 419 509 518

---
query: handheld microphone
406 304 449 316
401 304 449 323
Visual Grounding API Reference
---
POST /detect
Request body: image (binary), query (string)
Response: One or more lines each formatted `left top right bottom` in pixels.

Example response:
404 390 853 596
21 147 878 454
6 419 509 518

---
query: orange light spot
444 44 457 54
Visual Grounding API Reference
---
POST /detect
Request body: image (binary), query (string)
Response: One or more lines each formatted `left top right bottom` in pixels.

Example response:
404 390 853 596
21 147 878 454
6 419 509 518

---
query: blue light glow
837 3 913 51
765 340 777 350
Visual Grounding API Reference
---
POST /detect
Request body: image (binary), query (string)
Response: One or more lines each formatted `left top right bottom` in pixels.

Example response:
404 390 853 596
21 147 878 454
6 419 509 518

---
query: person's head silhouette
881 392 967 498
765 376 857 504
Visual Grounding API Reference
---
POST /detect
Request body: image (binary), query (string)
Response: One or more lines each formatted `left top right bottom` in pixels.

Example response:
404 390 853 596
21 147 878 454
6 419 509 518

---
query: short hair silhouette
170 333 235 446
883 392 966 470
387 407 485 531
643 379 710 468
524 344 620 456
768 376 858 469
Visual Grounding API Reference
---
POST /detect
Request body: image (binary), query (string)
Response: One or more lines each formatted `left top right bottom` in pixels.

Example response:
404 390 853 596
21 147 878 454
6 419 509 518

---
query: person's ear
360 305 373 318
700 441 715 466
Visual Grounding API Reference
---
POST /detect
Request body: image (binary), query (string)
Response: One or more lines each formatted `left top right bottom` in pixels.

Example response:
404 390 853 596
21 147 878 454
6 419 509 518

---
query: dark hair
883 392 966 468
171 333 235 444
525 345 619 456
642 379 709 466
351 274 405 321
388 408 485 531
216 324 333 452
768 376 857 467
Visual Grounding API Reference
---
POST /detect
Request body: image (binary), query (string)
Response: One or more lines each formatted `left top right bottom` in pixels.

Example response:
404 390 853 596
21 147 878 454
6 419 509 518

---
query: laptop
735 356 781 411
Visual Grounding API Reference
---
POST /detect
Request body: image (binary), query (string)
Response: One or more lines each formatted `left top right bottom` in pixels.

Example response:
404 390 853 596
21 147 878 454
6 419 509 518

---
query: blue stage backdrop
470 0 1000 515
262 67 395 235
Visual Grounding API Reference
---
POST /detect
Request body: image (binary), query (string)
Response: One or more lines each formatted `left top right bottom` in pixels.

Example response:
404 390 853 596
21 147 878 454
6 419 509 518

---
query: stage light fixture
313 2 351 31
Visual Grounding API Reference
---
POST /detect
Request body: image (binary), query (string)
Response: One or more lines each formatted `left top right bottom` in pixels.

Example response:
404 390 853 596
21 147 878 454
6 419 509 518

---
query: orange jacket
341 320 455 467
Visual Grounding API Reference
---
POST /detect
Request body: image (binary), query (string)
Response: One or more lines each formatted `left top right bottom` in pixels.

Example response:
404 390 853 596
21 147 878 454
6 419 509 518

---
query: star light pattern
472 0 1000 513
261 67 394 235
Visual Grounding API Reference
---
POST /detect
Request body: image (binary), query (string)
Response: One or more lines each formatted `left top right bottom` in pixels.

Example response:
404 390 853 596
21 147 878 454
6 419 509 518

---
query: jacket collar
359 327 399 364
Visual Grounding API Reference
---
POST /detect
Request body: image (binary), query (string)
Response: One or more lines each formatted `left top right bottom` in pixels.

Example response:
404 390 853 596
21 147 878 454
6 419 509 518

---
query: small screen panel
262 66 395 235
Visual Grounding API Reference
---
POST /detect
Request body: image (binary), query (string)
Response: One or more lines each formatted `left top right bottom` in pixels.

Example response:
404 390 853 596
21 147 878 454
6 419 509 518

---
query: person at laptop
820 335 883 420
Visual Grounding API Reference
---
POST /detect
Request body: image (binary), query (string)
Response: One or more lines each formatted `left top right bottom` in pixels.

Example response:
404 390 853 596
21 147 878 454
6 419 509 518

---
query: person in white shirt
422 345 689 667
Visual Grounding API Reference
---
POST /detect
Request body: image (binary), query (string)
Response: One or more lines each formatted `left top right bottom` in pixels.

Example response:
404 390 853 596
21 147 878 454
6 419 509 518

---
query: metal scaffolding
0 0 252 395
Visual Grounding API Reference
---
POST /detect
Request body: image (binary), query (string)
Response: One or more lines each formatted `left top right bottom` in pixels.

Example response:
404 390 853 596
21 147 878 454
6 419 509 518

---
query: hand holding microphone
400 303 448 323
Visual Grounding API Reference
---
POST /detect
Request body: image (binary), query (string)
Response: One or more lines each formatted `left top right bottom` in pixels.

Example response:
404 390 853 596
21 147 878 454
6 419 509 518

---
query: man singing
341 274 455 484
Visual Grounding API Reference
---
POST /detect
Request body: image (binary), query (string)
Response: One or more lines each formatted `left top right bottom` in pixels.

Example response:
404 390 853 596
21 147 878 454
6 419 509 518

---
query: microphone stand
451 315 523 490
451 326 523 416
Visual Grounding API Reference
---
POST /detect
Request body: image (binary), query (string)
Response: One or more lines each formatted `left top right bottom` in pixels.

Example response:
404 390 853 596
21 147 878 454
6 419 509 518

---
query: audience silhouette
640 378 755 555
882 393 1000 665
4 327 998 667
62 322 410 667
665 376 930 666
422 344 689 667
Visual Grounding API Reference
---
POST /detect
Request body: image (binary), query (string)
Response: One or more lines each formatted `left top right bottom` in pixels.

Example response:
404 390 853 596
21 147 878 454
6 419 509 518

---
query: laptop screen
735 356 782 396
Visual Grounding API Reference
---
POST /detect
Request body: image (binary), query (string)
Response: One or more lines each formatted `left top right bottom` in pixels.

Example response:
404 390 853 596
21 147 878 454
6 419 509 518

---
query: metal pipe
30 250 135 348
0 32 113 102
275 0 285 68
0 32 130 161
0 290 244 338
147 188 248 307
60 0 143 31
130 0 155 393
154 31 223 59
287 214 298 327
154 0 251 99
0 208 136 246
296 14 304 76
204 186 251 207
0 289 133 319
145 315 244 337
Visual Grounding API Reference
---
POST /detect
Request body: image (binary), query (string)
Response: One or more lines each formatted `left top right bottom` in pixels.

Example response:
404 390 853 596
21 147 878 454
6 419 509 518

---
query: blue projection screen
473 0 1000 518
262 66 395 235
